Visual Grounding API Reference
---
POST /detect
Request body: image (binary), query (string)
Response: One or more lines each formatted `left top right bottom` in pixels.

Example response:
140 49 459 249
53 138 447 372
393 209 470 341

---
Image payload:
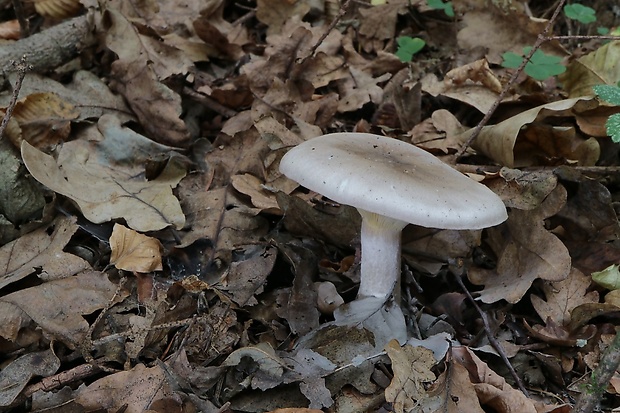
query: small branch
11 0 29 38
573 330 620 412
302 0 353 64
455 0 568 159
0 15 95 76
0 59 28 140
452 268 530 397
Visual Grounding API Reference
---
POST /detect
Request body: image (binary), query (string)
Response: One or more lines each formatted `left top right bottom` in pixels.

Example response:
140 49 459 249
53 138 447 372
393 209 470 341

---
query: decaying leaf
560 40 620 98
531 268 598 326
469 185 571 303
223 342 287 391
419 354 485 413
0 216 90 289
461 97 600 167
21 130 186 232
0 349 60 408
452 347 538 413
384 340 436 413
75 363 180 412
0 271 117 348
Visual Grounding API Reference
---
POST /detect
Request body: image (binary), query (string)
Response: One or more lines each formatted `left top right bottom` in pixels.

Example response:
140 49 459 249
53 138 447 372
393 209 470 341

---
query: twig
455 0 568 159
23 363 100 397
573 330 620 412
79 277 127 373
183 86 238 118
451 268 530 397
0 15 95 76
0 58 28 140
302 0 353 63
11 0 29 38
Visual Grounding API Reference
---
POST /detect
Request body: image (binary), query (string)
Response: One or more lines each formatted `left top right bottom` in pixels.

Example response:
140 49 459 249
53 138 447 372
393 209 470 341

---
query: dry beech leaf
0 349 60 408
422 73 506 114
419 355 485 413
223 342 286 390
11 92 79 149
109 224 163 273
0 20 20 40
103 9 190 147
35 0 82 18
0 215 90 290
231 173 281 214
469 185 571 304
21 133 186 232
384 340 436 413
452 347 538 413
488 167 558 211
0 271 117 348
560 40 620 98
75 363 179 412
531 268 598 326
256 0 310 35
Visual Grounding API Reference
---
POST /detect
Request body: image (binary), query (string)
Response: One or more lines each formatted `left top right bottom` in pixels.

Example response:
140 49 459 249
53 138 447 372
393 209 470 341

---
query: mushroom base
357 210 408 301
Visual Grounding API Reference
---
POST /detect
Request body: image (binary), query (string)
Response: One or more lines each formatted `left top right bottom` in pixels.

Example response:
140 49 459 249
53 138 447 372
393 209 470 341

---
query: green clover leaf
395 37 426 62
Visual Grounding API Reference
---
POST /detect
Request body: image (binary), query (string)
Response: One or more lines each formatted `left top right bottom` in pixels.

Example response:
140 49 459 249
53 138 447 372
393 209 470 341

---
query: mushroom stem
357 210 408 300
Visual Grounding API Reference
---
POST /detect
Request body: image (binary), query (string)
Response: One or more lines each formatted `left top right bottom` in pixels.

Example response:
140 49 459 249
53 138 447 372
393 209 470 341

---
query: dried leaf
384 340 436 413
223 342 286 390
35 0 82 18
11 92 79 149
419 355 485 413
469 185 571 303
560 40 620 98
109 224 163 272
75 363 180 412
21 131 186 232
0 350 60 407
531 268 598 325
452 347 537 413
0 216 89 290
461 97 600 167
103 9 190 147
0 271 117 348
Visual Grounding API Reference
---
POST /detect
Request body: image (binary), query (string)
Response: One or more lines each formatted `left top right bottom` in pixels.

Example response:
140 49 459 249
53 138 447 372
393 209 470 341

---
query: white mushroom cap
279 133 507 230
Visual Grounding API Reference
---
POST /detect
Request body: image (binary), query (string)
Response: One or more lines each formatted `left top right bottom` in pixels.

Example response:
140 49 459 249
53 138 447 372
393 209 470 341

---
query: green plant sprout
501 47 566 81
426 0 454 17
593 84 620 143
564 3 597 24
395 36 426 62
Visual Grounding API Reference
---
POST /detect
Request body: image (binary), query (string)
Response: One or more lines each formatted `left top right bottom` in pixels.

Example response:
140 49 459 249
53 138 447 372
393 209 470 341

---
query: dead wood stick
0 14 95 76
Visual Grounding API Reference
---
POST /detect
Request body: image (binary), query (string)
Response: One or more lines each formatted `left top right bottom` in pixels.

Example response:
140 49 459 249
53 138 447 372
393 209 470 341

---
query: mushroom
279 132 507 307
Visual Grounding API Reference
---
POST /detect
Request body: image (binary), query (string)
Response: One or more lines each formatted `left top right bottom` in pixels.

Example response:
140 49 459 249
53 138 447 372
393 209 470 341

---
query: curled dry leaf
109 224 163 273
452 347 538 413
103 9 190 147
35 0 82 19
11 92 79 149
461 97 601 167
560 40 620 98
